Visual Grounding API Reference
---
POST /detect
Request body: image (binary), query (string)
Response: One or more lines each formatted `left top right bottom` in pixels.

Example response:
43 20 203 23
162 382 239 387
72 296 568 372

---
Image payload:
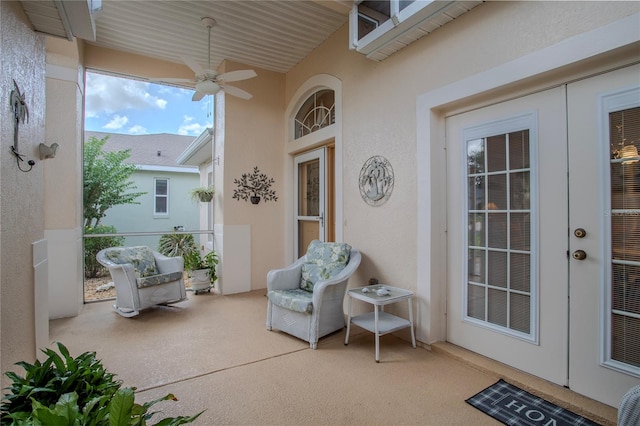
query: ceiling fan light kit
153 16 256 101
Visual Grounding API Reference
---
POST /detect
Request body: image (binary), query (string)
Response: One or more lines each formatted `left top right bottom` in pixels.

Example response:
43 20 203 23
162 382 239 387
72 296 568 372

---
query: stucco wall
219 60 285 290
0 0 46 381
285 0 640 299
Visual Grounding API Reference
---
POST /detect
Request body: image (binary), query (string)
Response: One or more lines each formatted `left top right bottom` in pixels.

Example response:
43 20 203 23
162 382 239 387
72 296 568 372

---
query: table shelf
345 284 416 362
351 312 411 335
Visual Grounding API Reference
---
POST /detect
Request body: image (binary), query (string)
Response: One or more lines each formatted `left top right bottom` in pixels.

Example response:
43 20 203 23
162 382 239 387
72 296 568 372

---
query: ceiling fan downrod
201 17 216 69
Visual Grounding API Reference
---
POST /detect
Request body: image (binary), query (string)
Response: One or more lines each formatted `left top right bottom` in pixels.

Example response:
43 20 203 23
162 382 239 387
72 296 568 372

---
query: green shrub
158 233 197 258
1 342 202 425
84 225 124 278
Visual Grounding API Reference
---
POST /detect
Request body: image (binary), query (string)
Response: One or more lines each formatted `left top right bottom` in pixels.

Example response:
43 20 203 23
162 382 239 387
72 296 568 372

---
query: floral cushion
103 246 159 278
299 240 351 292
136 271 184 289
268 289 313 314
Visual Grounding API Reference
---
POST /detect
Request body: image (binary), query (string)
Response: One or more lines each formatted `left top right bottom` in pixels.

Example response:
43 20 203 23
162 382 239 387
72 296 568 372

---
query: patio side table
345 284 416 362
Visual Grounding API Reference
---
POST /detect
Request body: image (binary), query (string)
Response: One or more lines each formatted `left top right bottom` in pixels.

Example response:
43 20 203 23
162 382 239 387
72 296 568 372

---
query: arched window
294 89 335 139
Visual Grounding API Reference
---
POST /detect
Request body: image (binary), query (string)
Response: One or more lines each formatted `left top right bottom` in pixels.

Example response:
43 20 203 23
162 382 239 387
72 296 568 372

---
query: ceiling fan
154 17 256 101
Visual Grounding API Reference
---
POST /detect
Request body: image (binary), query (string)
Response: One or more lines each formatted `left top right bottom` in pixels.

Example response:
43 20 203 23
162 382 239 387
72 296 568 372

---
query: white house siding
101 169 200 248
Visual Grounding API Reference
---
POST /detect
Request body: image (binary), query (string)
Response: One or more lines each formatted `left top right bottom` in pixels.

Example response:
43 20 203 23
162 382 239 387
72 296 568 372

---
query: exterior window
609 106 640 368
349 1 480 60
356 1 415 39
465 123 535 338
154 178 168 215
294 90 335 139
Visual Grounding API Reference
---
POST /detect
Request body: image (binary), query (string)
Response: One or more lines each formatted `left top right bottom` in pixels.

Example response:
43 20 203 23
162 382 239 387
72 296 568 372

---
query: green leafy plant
158 232 197 258
84 225 125 278
83 135 146 228
183 250 219 283
189 186 215 203
1 342 203 425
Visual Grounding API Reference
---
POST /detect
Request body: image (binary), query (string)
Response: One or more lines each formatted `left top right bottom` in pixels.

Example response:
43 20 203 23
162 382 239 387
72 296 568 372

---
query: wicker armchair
96 246 187 317
266 240 361 349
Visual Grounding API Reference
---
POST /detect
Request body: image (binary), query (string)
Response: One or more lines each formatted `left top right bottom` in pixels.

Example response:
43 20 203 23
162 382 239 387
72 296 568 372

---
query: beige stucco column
44 37 85 319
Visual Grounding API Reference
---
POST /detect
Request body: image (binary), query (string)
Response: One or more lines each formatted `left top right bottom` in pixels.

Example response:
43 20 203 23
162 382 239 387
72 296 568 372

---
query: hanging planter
189 186 215 203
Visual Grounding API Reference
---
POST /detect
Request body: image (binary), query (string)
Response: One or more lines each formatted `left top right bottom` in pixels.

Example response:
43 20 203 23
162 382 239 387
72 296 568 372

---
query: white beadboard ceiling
20 1 482 73
22 0 352 74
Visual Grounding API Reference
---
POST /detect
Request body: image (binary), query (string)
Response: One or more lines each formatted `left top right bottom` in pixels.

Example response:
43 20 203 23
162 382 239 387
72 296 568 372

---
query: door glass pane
298 220 319 257
466 130 532 335
487 135 506 172
468 212 485 247
488 251 507 288
468 284 485 320
609 106 640 366
298 160 320 216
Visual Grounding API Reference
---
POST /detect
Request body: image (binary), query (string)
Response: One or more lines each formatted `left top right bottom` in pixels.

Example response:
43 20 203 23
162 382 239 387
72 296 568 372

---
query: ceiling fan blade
218 69 257 83
192 91 206 102
180 55 206 76
221 84 253 100
150 77 196 84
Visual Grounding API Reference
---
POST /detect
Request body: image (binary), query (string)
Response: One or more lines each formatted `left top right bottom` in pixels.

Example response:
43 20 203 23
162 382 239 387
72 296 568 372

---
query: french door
294 148 326 258
566 65 640 406
446 87 569 385
446 64 640 406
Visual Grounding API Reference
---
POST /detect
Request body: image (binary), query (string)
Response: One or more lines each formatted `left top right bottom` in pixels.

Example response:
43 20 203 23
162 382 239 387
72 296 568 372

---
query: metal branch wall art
359 155 394 206
232 166 278 204
10 80 35 172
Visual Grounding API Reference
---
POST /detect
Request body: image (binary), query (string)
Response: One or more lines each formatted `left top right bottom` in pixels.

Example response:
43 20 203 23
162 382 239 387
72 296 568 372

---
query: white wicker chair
619 384 640 426
96 246 187 317
266 242 361 349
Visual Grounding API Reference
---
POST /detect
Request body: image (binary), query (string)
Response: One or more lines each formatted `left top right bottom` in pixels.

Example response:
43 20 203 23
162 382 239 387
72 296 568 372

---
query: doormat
465 379 600 426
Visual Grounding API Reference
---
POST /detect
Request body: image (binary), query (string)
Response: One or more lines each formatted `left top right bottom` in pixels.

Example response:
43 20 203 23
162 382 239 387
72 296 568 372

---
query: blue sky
84 71 213 136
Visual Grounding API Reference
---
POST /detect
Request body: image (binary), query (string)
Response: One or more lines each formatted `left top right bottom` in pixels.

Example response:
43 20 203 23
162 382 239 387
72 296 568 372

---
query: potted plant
184 249 219 294
189 186 215 203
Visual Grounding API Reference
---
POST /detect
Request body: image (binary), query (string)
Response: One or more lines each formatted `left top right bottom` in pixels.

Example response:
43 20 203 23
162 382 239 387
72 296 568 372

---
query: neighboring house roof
86 131 198 173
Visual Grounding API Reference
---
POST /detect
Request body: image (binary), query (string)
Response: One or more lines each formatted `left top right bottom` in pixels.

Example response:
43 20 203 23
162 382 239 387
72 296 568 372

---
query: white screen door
294 148 326 258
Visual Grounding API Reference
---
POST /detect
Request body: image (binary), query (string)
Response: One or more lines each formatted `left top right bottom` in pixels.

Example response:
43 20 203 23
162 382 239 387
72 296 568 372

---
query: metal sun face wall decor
359 155 394 206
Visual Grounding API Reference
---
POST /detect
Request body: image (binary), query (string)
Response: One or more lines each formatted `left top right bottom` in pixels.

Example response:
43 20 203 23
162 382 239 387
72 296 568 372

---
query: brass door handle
574 228 586 238
572 250 587 260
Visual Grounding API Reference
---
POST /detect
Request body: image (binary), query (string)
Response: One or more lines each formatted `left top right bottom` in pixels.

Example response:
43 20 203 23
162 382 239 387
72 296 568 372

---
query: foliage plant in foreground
84 225 125 279
1 342 203 425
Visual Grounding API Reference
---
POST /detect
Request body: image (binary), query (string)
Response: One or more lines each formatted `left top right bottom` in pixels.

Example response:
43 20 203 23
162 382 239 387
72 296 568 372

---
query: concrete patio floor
49 290 616 425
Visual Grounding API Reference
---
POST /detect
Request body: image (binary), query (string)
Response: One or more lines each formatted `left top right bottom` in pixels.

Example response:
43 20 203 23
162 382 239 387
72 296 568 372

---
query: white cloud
85 72 168 118
103 115 128 130
128 125 148 135
177 115 211 136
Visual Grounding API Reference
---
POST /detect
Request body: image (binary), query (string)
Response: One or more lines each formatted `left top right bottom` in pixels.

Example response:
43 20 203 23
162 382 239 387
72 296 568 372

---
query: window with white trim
349 1 482 60
154 178 169 215
464 114 537 341
608 105 640 369
294 90 335 139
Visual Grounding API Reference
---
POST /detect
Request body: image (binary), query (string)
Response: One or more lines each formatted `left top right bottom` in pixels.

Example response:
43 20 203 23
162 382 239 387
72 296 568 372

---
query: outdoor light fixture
195 80 221 96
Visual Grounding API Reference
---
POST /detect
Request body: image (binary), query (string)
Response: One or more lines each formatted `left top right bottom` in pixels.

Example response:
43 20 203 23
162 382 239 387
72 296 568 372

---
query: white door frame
284 75 343 264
